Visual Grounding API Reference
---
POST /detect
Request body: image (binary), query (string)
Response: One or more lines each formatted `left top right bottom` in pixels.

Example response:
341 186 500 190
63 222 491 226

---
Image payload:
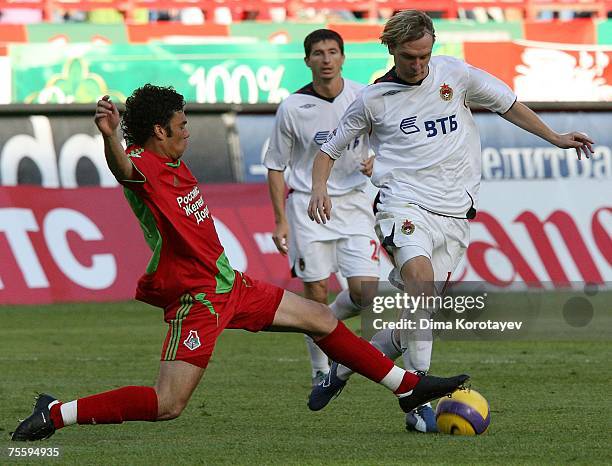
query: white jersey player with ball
265 29 380 387
308 10 593 432
323 54 516 287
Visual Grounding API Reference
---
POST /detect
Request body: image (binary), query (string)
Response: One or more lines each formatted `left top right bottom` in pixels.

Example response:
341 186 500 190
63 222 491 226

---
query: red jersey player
11 84 468 441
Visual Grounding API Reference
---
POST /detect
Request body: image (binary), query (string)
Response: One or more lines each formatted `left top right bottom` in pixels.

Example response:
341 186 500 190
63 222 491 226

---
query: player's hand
94 95 120 137
272 220 289 256
554 132 594 160
308 188 332 224
360 156 374 177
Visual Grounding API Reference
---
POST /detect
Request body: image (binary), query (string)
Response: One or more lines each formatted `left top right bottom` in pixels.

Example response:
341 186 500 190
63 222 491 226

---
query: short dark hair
303 29 344 58
121 84 186 146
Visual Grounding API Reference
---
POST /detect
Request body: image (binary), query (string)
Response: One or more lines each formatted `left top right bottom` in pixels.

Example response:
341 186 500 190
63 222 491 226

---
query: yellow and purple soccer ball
435 389 490 435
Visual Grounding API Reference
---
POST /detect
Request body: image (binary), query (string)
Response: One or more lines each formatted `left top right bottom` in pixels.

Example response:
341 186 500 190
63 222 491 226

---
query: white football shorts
286 190 380 282
375 204 469 291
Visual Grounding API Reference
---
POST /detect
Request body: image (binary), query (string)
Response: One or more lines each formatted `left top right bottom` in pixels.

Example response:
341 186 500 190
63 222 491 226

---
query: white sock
60 400 78 426
329 289 362 320
336 328 402 381
379 365 405 392
304 335 329 377
400 307 433 373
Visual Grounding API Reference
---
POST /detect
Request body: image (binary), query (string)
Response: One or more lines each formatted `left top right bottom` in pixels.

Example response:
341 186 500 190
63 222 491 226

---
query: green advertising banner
11 42 462 104
597 20 612 45
433 19 523 41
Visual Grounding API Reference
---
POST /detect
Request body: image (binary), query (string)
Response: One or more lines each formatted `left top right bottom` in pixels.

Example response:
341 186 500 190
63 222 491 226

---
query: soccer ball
435 389 490 435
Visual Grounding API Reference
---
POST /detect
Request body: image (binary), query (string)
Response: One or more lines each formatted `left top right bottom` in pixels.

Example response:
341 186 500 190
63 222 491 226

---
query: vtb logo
399 114 458 137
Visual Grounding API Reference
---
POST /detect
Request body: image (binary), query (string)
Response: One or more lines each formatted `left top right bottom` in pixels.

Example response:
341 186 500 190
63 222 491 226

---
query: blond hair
380 10 436 51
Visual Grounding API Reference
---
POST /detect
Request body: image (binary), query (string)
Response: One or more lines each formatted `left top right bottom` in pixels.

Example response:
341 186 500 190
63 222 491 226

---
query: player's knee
303 280 328 303
346 277 378 309
348 287 375 308
401 262 435 293
402 267 428 283
306 303 337 337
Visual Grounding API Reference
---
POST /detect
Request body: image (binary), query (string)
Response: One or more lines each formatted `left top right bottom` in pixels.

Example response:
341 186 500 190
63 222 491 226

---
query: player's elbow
112 164 138 183
317 149 335 162
267 168 285 177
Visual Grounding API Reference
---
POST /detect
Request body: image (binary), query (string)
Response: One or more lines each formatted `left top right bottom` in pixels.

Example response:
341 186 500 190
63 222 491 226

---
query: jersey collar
129 144 182 168
374 66 427 86
295 80 343 103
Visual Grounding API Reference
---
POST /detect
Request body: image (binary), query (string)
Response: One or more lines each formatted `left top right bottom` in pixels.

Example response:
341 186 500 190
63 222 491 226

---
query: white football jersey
321 56 517 217
264 79 370 196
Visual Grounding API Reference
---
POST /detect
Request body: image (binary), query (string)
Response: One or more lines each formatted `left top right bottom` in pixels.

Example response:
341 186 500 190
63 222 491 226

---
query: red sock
77 386 158 425
396 372 420 396
49 403 64 429
315 321 419 392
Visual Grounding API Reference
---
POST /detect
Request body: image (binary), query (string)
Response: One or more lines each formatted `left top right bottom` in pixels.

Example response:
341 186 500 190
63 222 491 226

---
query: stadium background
0 3 610 463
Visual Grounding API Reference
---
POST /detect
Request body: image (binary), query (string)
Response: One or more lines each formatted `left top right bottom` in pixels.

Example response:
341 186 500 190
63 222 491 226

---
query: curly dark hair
121 84 186 146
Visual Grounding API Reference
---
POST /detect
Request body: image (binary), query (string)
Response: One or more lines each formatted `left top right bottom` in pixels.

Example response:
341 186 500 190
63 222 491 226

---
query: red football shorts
160 272 284 368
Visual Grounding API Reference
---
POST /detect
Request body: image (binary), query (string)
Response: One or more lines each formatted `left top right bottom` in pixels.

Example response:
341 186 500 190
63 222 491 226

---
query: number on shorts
370 240 381 262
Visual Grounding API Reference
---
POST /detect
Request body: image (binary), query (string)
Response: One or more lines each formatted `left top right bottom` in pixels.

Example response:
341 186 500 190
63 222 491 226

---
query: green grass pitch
0 298 610 465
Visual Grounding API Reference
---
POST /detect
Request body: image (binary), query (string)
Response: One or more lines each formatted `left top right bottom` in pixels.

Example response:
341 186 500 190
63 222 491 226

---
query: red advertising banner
0 183 610 305
327 23 383 42
0 184 305 305
126 23 230 43
0 25 27 44
524 19 596 45
464 41 612 101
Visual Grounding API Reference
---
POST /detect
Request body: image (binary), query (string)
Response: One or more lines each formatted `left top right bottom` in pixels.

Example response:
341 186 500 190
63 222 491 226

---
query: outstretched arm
308 150 335 224
94 95 134 181
501 101 594 160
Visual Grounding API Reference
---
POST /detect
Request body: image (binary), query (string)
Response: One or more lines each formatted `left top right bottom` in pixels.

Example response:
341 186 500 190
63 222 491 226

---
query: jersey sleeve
264 101 293 171
466 64 517 114
320 92 371 160
119 147 158 193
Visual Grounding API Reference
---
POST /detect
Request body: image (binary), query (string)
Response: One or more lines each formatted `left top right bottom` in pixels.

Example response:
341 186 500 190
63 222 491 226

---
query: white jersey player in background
265 29 380 387
307 10 593 431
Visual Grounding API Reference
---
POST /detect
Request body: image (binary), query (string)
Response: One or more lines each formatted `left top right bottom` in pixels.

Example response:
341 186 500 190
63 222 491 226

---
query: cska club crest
401 219 415 235
440 83 453 101
183 330 201 351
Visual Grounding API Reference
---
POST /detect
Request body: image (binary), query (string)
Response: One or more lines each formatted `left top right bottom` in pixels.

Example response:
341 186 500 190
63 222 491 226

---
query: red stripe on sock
315 321 394 383
49 403 64 429
77 386 158 425
395 372 420 395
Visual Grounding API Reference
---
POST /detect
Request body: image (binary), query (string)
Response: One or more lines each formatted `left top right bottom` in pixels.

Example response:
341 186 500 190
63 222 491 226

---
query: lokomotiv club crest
183 330 201 351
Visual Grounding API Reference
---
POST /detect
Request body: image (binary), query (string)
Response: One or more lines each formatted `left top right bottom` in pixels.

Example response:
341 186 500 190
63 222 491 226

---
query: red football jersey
121 145 235 308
